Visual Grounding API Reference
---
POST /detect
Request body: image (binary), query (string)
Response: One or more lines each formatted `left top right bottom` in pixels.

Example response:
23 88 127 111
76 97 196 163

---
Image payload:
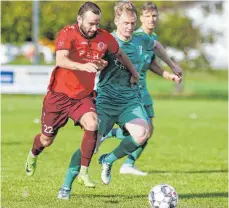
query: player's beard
80 24 96 39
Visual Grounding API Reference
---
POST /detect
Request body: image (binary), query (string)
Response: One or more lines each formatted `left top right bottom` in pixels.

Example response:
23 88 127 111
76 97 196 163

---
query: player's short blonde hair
114 1 137 19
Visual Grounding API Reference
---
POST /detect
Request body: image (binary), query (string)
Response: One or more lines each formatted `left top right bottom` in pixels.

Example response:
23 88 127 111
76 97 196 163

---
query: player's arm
150 58 182 84
153 40 182 77
55 26 99 73
149 55 163 76
114 48 140 82
56 50 98 73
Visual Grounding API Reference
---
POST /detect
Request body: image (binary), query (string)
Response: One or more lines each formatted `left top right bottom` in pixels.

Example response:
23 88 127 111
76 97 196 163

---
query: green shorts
96 102 148 137
139 88 154 118
144 104 154 118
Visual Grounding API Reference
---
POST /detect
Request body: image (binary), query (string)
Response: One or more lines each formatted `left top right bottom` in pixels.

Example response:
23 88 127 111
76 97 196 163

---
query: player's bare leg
58 110 98 199
77 111 98 188
120 118 153 176
99 118 149 184
25 134 55 176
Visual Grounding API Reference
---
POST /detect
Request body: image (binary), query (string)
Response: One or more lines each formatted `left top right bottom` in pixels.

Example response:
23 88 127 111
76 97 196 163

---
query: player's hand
78 63 98 73
130 72 140 87
171 62 182 77
93 59 108 71
170 74 182 84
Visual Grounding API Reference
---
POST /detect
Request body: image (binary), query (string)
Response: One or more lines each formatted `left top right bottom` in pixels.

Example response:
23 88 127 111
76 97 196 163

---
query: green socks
124 141 148 166
104 135 140 164
106 128 126 140
63 149 81 188
105 128 149 166
114 128 126 140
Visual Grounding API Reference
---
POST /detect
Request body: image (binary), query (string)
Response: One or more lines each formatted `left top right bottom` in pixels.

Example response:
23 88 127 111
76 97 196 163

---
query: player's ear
77 15 82 25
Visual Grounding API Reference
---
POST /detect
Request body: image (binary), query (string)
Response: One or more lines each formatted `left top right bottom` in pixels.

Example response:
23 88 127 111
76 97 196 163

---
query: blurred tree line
2 1 222 69
1 1 200 44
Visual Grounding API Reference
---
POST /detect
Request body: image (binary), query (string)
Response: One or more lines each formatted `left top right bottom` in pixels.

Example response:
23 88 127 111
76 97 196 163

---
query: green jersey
96 31 154 107
134 27 158 88
132 28 158 111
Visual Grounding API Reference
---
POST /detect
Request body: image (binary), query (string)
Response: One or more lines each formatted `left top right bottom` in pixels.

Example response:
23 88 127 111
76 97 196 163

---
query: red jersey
48 24 119 99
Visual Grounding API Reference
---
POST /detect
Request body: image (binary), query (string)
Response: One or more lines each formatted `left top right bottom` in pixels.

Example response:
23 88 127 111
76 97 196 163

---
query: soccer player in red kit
25 1 140 188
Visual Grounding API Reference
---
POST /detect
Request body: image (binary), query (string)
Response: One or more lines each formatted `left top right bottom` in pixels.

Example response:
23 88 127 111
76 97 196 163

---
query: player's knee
132 127 149 145
84 118 98 131
40 134 55 147
86 121 97 131
81 112 98 131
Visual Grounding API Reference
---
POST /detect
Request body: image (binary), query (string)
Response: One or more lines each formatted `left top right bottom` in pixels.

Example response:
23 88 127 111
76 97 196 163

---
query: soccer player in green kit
58 2 181 199
94 2 182 176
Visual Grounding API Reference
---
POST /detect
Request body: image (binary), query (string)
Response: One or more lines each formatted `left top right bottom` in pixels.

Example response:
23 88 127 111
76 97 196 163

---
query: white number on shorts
44 125 54 134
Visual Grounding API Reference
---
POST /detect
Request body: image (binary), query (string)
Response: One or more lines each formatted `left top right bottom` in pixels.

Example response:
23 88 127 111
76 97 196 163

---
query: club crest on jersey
58 41 64 48
98 42 105 51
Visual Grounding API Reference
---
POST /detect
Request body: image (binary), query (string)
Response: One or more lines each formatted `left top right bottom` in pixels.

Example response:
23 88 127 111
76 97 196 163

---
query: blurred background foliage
1 1 227 99
1 1 205 49
1 1 226 71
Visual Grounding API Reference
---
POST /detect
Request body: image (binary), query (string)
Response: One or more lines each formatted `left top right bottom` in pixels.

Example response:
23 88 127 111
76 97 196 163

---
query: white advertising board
1 65 54 94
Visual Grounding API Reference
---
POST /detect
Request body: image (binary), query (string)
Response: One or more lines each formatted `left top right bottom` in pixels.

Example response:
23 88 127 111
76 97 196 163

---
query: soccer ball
148 184 178 208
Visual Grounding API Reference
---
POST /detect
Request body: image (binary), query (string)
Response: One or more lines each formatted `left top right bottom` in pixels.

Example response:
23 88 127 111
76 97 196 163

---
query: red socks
31 134 45 156
80 130 97 167
31 131 97 166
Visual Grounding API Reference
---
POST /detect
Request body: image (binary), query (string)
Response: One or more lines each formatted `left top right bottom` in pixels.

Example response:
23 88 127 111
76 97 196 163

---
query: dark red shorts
41 91 96 137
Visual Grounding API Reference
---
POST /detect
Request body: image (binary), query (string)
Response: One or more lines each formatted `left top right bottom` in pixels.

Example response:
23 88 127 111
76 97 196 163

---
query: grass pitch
1 93 227 208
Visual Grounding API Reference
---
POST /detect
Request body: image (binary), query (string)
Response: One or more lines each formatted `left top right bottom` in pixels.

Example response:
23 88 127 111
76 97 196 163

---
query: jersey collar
113 30 133 43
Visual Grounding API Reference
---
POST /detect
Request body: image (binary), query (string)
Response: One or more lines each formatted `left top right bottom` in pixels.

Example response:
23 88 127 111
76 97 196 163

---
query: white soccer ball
148 184 178 208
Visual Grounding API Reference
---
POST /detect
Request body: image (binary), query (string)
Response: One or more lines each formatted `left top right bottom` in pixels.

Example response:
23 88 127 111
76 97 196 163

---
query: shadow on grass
72 192 228 199
180 192 228 199
148 170 228 174
71 194 146 199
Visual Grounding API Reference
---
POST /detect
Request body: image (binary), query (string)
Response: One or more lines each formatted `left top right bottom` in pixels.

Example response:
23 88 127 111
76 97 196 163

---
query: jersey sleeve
55 26 74 51
105 33 119 54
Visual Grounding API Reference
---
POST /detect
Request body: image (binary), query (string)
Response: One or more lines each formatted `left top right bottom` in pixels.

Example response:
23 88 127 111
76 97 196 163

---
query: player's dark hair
78 1 101 17
140 2 158 14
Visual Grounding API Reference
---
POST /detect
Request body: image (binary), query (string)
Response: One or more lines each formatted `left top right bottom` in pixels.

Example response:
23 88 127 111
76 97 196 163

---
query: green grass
147 70 228 100
1 94 228 208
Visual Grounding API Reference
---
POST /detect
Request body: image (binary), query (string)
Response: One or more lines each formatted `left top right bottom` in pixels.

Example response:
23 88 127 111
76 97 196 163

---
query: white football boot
119 164 148 176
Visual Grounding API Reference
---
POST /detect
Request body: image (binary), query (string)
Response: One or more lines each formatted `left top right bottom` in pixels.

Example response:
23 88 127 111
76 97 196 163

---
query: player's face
78 10 101 38
140 9 158 31
115 11 137 39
